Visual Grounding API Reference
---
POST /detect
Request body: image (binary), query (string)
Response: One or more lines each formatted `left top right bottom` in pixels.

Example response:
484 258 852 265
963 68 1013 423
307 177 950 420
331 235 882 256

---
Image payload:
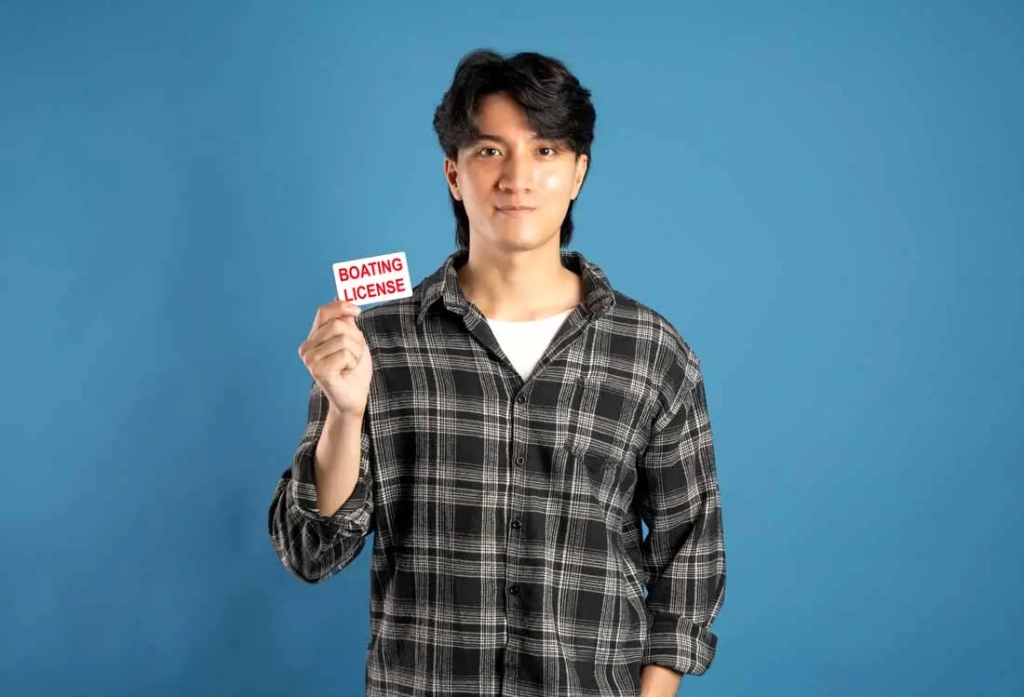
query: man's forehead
471 130 546 143
468 120 566 143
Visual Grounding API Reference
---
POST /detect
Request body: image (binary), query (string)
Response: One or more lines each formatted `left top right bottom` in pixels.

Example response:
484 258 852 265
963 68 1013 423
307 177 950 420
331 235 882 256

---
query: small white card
332 251 413 306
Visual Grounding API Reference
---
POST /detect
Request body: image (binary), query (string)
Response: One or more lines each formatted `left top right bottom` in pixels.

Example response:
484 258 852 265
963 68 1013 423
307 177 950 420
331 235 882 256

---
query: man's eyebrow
472 133 547 144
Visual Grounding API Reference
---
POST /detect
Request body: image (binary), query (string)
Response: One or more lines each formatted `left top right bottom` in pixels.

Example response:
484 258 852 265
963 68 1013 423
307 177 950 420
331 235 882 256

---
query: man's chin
468 223 561 255
500 237 557 254
496 227 558 251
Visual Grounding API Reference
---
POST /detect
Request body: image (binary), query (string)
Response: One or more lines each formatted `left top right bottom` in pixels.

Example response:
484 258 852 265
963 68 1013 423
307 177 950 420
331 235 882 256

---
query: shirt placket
459 312 525 691
503 384 529 690
459 304 595 694
500 314 592 694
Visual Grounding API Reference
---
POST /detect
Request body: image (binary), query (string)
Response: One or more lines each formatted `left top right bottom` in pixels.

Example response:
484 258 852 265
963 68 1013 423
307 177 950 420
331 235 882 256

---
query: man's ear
571 153 589 201
444 158 461 201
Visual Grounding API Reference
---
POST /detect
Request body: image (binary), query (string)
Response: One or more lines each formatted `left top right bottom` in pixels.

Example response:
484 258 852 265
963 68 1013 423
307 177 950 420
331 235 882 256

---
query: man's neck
457 244 584 321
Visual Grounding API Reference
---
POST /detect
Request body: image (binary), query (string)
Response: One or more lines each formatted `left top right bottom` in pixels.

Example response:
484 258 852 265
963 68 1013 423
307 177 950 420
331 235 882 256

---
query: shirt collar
416 248 616 324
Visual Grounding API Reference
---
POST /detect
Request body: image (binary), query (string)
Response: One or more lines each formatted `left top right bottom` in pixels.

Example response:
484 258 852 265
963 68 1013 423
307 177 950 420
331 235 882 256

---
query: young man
269 50 726 696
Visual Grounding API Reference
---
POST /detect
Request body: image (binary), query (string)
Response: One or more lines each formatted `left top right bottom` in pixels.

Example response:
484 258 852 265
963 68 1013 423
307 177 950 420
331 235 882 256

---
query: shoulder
352 255 453 346
601 289 704 391
351 292 421 349
576 251 702 388
351 267 450 349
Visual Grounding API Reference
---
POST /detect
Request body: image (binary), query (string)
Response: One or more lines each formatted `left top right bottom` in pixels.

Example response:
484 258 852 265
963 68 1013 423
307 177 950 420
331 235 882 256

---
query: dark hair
432 49 597 249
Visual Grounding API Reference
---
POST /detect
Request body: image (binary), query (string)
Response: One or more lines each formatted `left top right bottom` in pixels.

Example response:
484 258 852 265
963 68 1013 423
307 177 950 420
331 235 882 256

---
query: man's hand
298 299 372 418
640 664 682 696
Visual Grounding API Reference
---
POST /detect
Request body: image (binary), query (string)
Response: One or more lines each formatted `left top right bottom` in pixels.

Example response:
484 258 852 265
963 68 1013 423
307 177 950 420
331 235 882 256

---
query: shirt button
508 585 519 596
515 456 525 466
510 520 521 530
515 394 527 404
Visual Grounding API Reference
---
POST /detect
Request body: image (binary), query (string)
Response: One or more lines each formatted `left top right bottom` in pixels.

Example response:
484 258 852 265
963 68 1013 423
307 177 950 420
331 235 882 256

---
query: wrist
640 664 682 697
326 405 365 430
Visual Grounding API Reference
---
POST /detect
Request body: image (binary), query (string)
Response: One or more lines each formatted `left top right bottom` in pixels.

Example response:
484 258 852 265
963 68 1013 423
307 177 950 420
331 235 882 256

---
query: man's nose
498 150 534 193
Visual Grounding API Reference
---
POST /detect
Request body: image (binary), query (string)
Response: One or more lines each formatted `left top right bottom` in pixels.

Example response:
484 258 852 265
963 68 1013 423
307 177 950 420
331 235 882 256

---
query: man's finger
306 334 363 368
320 348 359 376
306 317 364 350
309 299 361 336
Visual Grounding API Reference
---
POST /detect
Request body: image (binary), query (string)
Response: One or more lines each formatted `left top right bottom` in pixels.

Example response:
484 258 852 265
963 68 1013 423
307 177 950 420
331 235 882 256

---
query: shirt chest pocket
563 372 655 509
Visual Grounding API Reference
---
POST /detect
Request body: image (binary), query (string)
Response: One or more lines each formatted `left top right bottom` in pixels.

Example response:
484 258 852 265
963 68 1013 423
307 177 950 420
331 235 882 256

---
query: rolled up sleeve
637 351 726 675
268 381 375 583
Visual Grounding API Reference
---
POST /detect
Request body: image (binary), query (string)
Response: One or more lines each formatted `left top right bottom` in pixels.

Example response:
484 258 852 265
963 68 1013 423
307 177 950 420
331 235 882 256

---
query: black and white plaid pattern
269 250 726 696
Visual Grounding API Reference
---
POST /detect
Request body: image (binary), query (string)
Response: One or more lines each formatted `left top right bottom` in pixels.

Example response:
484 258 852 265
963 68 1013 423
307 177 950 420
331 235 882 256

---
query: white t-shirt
486 309 573 380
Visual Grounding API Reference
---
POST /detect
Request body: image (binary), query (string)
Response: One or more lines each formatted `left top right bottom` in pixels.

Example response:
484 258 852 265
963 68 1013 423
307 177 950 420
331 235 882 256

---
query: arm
268 381 375 583
636 354 726 686
640 664 683 696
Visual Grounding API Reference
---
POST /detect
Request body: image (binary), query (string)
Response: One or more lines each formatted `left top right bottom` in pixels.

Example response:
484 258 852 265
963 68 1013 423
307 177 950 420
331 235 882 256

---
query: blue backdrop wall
2 1 1022 695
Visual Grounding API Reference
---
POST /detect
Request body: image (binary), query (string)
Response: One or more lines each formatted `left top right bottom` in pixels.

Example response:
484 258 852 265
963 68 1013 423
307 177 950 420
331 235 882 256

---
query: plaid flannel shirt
269 249 726 696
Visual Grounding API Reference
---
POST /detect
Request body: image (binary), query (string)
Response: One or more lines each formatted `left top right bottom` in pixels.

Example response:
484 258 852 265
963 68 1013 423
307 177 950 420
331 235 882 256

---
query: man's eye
478 147 500 157
538 147 557 156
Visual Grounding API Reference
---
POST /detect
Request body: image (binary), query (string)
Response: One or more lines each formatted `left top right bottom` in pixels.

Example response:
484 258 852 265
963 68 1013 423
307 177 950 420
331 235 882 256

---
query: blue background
2 1 1022 695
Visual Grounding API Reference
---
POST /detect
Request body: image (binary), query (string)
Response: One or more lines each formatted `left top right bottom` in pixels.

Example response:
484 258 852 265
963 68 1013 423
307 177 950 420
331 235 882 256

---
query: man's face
445 93 588 254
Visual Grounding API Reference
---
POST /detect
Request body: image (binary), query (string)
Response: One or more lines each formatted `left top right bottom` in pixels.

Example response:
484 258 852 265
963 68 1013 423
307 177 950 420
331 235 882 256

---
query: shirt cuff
643 610 719 676
289 448 373 536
